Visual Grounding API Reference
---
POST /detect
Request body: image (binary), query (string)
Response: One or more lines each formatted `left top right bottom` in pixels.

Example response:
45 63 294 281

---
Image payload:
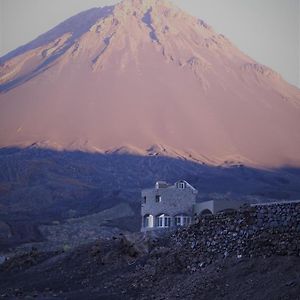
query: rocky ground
12 203 137 254
0 203 299 299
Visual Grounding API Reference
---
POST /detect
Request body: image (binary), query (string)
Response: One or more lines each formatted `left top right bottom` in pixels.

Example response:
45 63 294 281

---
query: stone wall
171 202 300 270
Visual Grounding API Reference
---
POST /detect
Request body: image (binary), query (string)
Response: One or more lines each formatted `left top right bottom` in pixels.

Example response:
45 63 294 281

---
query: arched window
143 214 154 228
156 214 171 228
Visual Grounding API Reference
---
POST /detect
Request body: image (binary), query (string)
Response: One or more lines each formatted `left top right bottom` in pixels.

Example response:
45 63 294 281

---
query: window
164 216 171 227
183 216 191 226
144 215 154 228
175 216 181 226
155 195 162 203
156 214 170 228
176 181 186 189
143 196 146 204
157 215 164 227
174 215 191 226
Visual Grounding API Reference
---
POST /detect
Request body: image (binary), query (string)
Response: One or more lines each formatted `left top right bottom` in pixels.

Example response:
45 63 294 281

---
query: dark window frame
155 195 162 203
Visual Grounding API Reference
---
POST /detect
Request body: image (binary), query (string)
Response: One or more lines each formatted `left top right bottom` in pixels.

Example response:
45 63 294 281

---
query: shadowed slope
1 147 300 217
0 147 300 250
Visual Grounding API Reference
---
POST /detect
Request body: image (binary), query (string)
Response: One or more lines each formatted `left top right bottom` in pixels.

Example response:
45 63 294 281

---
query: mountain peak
116 0 175 10
0 0 300 167
113 0 181 21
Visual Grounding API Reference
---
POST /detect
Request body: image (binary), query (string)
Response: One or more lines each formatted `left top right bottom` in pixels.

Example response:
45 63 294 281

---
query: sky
0 0 299 87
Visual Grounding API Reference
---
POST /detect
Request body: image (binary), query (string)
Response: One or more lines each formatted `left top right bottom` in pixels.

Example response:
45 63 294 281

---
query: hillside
1 148 300 252
1 202 299 299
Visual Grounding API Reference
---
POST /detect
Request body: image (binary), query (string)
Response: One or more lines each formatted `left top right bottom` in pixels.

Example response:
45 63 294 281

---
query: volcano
0 0 300 167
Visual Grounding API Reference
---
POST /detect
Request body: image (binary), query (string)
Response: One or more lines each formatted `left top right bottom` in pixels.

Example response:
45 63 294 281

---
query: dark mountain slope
0 148 300 250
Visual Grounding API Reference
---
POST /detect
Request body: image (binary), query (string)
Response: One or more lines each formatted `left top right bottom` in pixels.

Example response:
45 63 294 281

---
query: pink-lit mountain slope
0 0 300 167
